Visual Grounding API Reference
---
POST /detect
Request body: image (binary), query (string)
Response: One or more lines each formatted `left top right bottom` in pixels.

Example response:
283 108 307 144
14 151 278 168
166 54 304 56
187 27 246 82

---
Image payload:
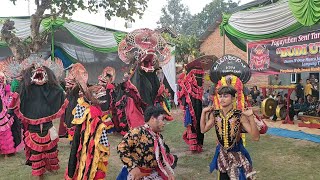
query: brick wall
246 75 269 89
200 28 247 60
199 27 268 89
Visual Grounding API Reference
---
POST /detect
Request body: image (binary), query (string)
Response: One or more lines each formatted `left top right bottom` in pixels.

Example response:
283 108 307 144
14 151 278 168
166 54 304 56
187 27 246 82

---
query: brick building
199 22 268 89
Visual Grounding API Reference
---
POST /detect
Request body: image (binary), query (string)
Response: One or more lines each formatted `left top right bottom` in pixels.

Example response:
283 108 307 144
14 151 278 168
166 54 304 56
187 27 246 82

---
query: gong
276 105 287 120
261 98 277 117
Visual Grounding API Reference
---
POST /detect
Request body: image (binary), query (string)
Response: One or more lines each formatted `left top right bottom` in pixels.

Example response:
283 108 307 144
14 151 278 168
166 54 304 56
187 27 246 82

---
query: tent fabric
54 47 74 68
289 0 320 26
55 42 96 63
41 18 66 31
228 0 298 35
64 21 119 52
162 46 178 105
219 0 320 52
0 17 126 53
0 18 45 42
113 31 127 44
0 17 175 87
221 0 304 41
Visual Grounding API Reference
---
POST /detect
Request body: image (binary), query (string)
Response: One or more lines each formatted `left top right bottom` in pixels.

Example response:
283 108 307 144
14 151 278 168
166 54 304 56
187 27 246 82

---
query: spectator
250 86 260 105
276 94 285 105
247 94 254 106
256 95 263 106
295 79 304 102
316 101 320 116
304 79 313 100
271 74 282 85
243 86 250 96
202 89 210 107
294 98 307 115
305 94 314 106
305 96 318 116
310 75 319 99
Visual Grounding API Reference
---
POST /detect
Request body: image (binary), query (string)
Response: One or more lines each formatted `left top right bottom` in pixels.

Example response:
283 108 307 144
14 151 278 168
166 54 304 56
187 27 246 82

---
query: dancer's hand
130 167 149 180
202 106 214 114
243 107 254 117
168 174 175 180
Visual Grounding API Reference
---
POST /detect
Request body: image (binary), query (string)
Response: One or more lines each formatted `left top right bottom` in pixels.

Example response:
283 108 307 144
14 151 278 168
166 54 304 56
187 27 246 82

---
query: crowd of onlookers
248 74 320 118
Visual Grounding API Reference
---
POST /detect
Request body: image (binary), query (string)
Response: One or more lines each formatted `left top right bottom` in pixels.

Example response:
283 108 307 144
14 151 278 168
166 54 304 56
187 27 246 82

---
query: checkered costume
66 97 113 180
74 104 86 119
99 129 110 147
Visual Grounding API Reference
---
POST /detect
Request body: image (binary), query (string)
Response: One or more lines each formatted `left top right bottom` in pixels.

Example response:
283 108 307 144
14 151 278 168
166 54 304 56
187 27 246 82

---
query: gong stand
261 85 295 124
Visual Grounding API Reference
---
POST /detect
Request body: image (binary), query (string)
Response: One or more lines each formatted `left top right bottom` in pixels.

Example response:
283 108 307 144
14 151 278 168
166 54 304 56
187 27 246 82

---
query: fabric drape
289 0 320 26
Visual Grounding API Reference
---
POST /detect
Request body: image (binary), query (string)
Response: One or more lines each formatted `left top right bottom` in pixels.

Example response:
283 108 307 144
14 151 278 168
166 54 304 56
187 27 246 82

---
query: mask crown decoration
118 28 171 73
1 54 64 83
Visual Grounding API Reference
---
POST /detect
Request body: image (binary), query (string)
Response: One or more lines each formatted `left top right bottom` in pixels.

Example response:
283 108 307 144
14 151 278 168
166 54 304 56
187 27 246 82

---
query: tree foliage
158 0 238 64
158 0 238 37
2 0 149 60
185 0 238 37
157 0 192 35
163 33 203 64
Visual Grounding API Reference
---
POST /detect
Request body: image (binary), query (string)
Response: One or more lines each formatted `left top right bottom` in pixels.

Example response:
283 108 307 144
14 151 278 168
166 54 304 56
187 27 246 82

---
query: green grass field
1 109 320 180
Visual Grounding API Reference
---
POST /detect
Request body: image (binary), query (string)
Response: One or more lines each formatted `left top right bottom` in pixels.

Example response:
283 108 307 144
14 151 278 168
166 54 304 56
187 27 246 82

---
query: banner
248 30 320 73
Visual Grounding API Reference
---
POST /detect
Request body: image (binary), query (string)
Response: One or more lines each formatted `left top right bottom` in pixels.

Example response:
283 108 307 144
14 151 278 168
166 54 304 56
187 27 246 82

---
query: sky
0 0 255 32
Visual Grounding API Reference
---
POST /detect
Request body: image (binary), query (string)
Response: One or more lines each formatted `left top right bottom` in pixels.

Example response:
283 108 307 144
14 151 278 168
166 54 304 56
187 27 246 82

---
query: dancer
64 63 88 141
115 28 173 135
177 56 215 153
98 66 118 131
117 106 177 180
0 71 22 157
8 56 68 179
201 86 259 180
177 68 204 153
65 84 113 180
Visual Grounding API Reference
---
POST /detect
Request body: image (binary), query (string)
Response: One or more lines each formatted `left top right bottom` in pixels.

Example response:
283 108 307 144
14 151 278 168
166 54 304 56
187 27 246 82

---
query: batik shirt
117 124 170 171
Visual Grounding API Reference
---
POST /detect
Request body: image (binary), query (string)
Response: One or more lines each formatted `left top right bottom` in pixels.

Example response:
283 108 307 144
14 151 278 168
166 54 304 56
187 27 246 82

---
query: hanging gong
261 98 277 117
276 105 287 120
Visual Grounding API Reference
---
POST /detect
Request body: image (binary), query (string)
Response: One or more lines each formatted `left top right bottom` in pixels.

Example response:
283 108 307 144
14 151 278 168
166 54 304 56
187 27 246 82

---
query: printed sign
210 54 251 83
248 30 320 73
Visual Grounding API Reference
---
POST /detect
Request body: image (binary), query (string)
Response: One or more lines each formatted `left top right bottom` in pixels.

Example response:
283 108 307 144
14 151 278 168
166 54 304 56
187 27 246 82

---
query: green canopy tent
0 17 129 84
219 0 320 52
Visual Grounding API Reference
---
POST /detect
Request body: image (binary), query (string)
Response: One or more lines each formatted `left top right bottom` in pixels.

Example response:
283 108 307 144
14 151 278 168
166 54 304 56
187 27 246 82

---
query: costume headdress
118 28 171 72
3 54 64 80
210 54 250 111
65 63 88 89
99 66 116 84
210 54 268 134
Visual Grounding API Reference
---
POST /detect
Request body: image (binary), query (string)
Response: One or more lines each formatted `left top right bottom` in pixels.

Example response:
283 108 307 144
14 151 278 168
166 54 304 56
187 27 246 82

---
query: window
291 73 297 83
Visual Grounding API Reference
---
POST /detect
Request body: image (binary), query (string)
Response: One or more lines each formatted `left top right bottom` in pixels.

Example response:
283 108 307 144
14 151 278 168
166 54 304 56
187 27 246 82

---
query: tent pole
51 20 54 61
223 29 226 55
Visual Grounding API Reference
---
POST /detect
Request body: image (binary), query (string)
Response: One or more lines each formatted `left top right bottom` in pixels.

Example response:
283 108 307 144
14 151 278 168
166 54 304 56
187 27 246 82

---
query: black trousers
219 172 230 180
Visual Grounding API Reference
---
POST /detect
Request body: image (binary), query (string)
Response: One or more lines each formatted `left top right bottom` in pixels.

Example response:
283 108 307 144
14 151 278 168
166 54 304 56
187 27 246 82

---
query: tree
158 0 239 37
157 0 192 34
185 0 239 37
1 0 149 61
163 33 203 64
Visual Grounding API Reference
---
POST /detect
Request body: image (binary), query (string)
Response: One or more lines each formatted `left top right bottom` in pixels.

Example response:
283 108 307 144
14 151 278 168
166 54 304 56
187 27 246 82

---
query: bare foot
4 155 8 160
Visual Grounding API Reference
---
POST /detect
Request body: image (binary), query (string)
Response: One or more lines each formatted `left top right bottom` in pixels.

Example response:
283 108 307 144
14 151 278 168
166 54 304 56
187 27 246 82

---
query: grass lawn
1 109 320 180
